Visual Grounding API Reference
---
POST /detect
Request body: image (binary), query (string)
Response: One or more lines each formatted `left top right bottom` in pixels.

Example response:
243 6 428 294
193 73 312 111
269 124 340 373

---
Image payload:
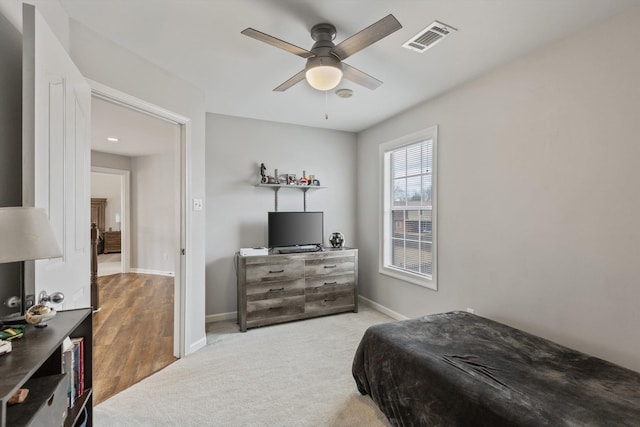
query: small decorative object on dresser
329 232 345 248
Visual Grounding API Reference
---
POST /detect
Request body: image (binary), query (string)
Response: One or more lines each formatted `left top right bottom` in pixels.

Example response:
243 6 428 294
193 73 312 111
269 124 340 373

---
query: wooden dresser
103 231 121 254
236 248 358 331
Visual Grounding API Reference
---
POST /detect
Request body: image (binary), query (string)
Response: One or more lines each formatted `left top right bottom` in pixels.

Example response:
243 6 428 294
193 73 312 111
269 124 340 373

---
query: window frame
378 126 438 290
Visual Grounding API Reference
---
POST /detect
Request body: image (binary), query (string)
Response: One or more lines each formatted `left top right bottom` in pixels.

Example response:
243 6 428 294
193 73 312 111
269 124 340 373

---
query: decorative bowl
25 304 57 326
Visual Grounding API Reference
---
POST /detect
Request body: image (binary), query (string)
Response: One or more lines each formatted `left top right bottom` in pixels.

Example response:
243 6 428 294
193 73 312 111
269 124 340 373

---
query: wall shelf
256 184 326 211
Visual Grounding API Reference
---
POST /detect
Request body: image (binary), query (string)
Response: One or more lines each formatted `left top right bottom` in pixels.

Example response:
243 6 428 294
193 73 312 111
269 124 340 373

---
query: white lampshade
0 207 62 264
305 66 343 91
305 56 343 91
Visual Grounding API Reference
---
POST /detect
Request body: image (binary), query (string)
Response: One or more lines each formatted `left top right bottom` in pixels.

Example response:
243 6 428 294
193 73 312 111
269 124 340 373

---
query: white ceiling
62 0 640 137
91 96 179 157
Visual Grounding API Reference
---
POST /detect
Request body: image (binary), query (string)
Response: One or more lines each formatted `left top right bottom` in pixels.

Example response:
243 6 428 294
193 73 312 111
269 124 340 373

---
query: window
380 126 437 289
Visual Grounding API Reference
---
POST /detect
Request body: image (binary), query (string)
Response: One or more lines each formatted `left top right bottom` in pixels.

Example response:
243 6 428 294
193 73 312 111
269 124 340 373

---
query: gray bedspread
352 311 640 426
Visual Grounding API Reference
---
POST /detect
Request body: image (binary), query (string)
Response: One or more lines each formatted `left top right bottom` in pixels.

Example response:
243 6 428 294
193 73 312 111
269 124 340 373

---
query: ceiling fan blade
241 28 315 59
342 63 382 90
331 14 402 61
273 69 307 92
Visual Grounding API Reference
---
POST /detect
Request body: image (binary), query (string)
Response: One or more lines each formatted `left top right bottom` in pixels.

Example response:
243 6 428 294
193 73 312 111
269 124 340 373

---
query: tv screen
268 211 324 248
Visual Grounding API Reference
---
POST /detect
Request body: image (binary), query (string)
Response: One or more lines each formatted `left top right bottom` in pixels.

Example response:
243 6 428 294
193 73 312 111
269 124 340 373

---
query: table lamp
0 207 63 317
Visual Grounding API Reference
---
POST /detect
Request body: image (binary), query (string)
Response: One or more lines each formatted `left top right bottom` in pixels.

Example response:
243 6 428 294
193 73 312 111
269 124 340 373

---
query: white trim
88 79 190 124
359 296 409 320
206 311 237 323
88 79 191 358
378 125 438 291
189 336 207 354
129 268 175 277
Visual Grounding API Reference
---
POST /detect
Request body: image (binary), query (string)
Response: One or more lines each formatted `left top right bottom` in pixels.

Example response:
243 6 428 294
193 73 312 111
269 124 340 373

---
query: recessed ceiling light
107 137 119 143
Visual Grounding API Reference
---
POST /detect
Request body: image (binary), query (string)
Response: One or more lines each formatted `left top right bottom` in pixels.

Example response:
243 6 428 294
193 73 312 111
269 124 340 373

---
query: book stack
62 336 85 407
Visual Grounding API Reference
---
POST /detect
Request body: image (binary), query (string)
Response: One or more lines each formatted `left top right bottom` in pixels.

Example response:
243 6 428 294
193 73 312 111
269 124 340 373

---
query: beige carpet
94 306 393 426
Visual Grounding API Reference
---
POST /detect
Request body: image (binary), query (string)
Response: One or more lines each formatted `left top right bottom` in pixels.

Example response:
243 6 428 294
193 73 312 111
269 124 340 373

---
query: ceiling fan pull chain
325 91 329 120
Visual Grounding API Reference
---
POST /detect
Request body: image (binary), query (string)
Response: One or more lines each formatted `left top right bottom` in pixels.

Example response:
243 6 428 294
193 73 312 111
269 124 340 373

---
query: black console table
0 308 93 426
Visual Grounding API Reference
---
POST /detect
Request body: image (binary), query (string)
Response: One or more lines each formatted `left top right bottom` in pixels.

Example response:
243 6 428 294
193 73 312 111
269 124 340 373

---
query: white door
22 4 92 309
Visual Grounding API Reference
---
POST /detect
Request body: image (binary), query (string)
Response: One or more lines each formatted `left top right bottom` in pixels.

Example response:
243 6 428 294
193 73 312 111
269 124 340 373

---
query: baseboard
189 336 207 354
129 268 175 277
359 296 409 320
204 300 405 324
205 311 237 323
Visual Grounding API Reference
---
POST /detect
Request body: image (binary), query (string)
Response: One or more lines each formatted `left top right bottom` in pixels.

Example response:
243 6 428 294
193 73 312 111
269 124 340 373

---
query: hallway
93 273 176 404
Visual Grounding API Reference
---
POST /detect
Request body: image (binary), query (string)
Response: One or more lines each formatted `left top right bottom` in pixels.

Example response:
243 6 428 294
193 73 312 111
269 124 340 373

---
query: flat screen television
268 211 324 249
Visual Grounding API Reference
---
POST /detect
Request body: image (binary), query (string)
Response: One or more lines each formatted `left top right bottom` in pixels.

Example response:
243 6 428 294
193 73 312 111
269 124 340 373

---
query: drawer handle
269 287 285 292
324 265 337 269
323 281 338 286
269 269 285 274
324 298 337 302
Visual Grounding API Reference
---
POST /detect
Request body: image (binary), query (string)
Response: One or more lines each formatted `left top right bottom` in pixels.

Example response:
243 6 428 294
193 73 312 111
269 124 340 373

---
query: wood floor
93 273 177 405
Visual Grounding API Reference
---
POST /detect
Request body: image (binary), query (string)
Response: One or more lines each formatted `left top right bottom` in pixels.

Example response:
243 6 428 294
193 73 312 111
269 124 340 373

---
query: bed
352 311 640 426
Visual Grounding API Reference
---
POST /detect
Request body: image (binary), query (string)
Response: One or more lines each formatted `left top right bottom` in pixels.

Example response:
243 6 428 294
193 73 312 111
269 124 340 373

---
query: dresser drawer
305 273 355 290
247 296 305 321
245 260 304 283
305 288 355 311
246 278 305 302
305 256 354 277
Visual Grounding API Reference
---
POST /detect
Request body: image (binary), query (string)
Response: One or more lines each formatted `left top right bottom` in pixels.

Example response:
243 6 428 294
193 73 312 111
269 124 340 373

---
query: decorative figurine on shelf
287 174 297 185
299 170 309 185
329 232 345 248
259 163 277 184
260 163 267 184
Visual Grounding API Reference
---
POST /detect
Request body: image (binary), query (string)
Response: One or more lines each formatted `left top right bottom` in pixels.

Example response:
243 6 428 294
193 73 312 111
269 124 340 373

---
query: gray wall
92 150 177 274
131 151 177 274
0 9 23 317
205 113 357 315
356 7 640 372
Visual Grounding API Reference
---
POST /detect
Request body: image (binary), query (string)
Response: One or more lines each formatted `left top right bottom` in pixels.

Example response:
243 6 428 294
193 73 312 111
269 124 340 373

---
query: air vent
402 20 457 53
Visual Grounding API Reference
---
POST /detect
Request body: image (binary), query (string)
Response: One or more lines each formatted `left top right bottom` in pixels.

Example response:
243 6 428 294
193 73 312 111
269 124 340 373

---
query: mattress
352 311 640 426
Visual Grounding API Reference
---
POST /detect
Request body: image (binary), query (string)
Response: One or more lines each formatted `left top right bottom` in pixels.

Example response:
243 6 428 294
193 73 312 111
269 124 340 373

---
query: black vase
329 232 345 248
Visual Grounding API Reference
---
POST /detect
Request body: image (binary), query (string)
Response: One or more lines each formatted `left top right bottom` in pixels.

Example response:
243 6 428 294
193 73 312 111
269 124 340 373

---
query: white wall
91 172 121 231
357 7 640 372
205 113 357 315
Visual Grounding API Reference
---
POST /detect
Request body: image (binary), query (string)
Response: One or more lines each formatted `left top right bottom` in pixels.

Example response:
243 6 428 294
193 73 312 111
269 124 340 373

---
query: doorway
89 82 188 358
91 169 127 277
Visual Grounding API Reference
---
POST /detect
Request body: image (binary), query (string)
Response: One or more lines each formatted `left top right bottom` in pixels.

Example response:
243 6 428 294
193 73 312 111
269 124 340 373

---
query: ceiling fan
241 14 402 92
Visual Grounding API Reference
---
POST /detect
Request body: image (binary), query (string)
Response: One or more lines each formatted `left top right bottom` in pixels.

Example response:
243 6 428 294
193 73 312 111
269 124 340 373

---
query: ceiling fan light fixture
305 57 343 91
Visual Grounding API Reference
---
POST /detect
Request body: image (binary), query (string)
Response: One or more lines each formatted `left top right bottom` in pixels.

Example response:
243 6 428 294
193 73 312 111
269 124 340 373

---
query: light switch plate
193 198 203 211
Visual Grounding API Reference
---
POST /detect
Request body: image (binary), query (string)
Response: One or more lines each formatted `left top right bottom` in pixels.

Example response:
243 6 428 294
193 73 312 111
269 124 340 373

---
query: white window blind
380 126 437 289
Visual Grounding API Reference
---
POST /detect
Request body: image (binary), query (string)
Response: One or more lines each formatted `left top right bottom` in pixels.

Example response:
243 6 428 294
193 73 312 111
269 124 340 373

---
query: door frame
89 79 190 358
91 167 130 274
